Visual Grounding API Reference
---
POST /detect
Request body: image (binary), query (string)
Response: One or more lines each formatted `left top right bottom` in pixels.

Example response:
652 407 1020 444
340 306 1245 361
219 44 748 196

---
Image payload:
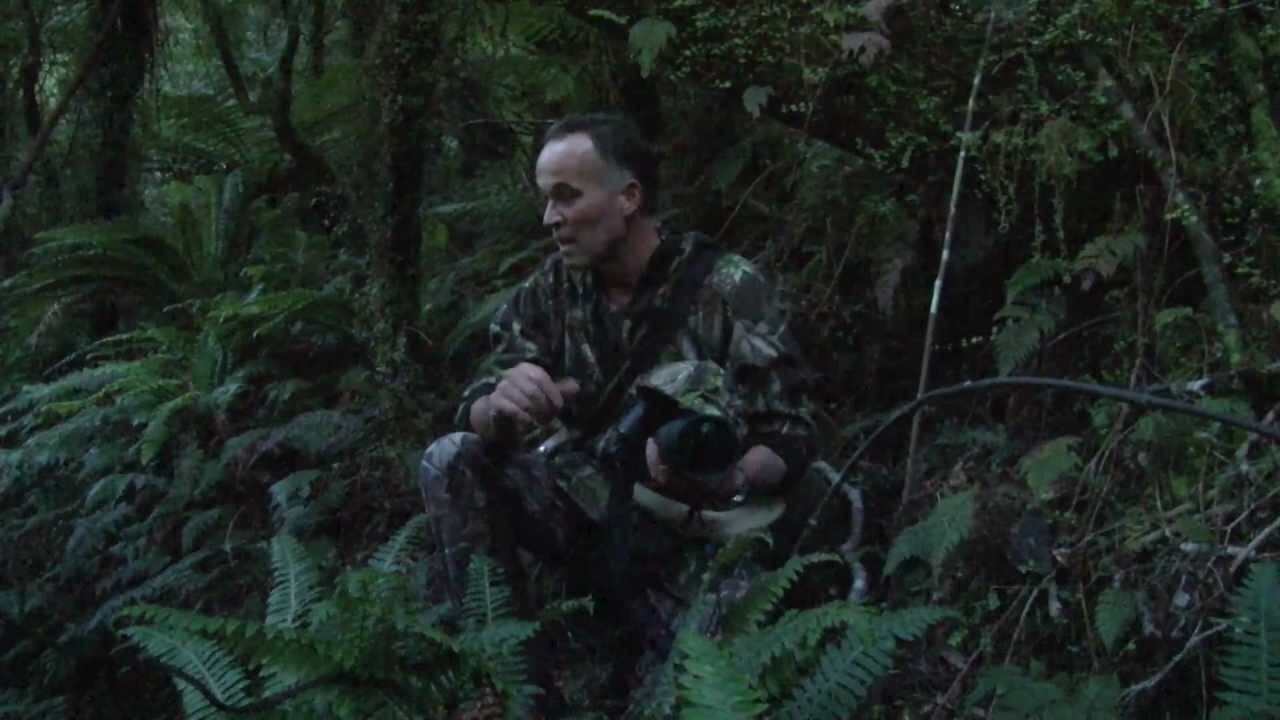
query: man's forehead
536 133 608 186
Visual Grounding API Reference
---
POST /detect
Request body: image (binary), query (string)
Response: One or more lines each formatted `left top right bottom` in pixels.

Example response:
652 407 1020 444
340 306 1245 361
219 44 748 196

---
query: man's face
535 133 639 270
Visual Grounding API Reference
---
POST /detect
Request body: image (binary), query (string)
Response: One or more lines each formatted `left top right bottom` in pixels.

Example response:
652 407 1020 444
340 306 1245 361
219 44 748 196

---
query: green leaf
1155 306 1194 332
629 17 677 78
588 8 629 24
885 490 976 579
742 85 773 119
1268 301 1279 324
1018 437 1080 502
1094 588 1137 653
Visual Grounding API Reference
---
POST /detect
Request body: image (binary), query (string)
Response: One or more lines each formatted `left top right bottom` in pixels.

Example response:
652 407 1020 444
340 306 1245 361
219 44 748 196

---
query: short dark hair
542 113 659 214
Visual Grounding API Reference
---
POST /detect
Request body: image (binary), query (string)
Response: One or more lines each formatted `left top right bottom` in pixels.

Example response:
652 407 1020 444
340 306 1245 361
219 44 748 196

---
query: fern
120 624 252 720
1074 232 1146 279
676 633 768 719
1216 562 1280 716
1094 587 1137 653
266 533 322 629
724 552 840 634
885 489 976 580
994 301 1063 376
1018 436 1081 502
369 514 430 573
966 665 1120 719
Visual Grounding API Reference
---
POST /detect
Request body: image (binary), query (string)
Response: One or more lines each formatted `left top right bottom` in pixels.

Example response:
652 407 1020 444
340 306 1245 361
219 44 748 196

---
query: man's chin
560 250 590 268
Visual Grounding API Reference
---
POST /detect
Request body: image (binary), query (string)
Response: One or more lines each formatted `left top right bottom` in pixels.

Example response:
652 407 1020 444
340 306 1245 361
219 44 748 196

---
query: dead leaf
874 251 913 315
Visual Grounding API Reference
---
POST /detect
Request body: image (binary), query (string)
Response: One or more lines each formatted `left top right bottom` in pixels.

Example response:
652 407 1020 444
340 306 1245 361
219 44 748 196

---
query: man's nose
542 201 559 229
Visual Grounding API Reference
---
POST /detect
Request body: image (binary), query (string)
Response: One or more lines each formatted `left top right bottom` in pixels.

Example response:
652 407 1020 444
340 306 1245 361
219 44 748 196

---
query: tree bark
19 0 43 138
270 0 334 190
197 0 253 111
86 0 156 220
308 0 327 78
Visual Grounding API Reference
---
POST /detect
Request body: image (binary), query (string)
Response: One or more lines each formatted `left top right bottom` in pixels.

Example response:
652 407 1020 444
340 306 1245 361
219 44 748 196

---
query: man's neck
598 216 660 309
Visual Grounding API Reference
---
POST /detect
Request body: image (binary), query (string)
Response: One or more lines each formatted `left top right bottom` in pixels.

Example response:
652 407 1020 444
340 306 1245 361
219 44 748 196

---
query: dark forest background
2 0 1278 717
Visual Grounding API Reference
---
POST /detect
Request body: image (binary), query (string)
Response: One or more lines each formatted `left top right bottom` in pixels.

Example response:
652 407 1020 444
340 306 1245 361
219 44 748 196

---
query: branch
3 0 126 200
901 4 998 514
197 0 253 111
789 375 1280 558
1120 621 1228 702
1083 50 1246 368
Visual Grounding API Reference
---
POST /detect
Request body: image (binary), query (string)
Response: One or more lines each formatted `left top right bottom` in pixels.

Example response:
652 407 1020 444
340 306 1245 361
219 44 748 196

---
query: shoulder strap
585 236 725 433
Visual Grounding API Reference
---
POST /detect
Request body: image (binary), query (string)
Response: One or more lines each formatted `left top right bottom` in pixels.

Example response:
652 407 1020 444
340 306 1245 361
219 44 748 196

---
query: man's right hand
472 363 580 440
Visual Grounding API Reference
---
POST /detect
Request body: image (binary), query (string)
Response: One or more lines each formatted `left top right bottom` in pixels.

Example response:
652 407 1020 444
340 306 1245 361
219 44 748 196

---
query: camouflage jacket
454 228 817 484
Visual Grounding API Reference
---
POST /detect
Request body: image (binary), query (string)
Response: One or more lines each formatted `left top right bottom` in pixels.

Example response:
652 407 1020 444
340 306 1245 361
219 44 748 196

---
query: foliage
121 527 565 719
3 0 1280 716
664 552 955 720
884 489 976 580
1215 562 1280 717
965 664 1121 719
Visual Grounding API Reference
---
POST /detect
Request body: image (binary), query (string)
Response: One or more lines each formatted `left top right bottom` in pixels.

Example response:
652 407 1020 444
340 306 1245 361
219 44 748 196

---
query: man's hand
470 363 580 441
646 439 786 504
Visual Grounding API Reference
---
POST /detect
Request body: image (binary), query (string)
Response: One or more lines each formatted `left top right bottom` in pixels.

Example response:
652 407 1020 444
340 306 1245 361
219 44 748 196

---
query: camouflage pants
417 433 709 632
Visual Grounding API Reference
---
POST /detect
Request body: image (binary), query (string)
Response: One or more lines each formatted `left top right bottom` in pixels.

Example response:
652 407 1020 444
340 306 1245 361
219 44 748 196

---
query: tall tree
85 0 156 219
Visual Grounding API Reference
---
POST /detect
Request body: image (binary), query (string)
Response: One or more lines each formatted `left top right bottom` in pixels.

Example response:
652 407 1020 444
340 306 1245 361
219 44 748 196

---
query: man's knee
418 431 486 506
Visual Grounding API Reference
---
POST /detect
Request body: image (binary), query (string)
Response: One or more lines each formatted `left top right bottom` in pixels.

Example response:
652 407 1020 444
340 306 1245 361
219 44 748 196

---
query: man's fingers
490 395 534 427
509 364 563 416
556 377 581 399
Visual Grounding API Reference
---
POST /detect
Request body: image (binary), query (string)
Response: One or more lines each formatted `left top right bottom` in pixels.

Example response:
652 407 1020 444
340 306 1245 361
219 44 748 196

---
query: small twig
901 3 999 516
1228 514 1280 575
1121 621 1228 703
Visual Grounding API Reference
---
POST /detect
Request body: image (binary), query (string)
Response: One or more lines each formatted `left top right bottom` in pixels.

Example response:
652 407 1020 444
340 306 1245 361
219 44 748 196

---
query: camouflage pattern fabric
452 228 817 517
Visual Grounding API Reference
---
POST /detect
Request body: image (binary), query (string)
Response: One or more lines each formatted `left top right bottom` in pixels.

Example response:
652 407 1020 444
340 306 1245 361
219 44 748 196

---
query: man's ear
619 178 643 217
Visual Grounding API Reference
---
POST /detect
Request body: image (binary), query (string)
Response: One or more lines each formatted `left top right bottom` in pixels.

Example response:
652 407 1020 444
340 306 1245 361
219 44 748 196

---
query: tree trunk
370 0 440 362
19 0 43 139
86 0 155 220
197 0 253 111
308 0 327 78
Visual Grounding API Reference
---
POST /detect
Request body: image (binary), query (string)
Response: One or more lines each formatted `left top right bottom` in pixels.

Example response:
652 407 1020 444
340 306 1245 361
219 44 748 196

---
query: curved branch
790 375 1280 557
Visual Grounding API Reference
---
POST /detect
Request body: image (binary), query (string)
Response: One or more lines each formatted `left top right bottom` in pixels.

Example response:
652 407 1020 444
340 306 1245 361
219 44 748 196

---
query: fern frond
1217 562 1280 715
461 554 514 631
1004 256 1071 303
140 391 201 465
266 533 322 629
966 665 1120 719
773 625 892 720
994 302 1062 376
1094 587 1137 653
884 490 976 580
731 602 867 680
676 632 767 719
181 508 228 555
724 553 840 634
121 624 251 720
369 515 431 573
85 550 214 632
1074 232 1146 279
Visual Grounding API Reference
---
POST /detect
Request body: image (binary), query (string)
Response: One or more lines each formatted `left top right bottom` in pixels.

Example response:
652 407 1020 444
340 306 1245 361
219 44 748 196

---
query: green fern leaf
724 553 840 634
885 490 976 580
1217 562 1280 715
140 391 200 465
966 665 1120 719
629 17 677 78
1074 232 1146 279
676 632 767 719
1004 256 1071 303
462 554 514 631
1018 436 1081 502
994 303 1062 376
266 533 321 629
120 624 251 720
1094 587 1137 653
369 515 430 573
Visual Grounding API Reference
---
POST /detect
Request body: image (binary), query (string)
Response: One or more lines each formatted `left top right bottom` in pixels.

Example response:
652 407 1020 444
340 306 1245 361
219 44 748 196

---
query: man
418 112 815 688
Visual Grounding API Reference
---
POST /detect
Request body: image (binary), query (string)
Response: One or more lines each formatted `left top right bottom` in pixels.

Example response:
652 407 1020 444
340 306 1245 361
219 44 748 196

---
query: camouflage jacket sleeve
452 260 561 430
699 253 817 486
